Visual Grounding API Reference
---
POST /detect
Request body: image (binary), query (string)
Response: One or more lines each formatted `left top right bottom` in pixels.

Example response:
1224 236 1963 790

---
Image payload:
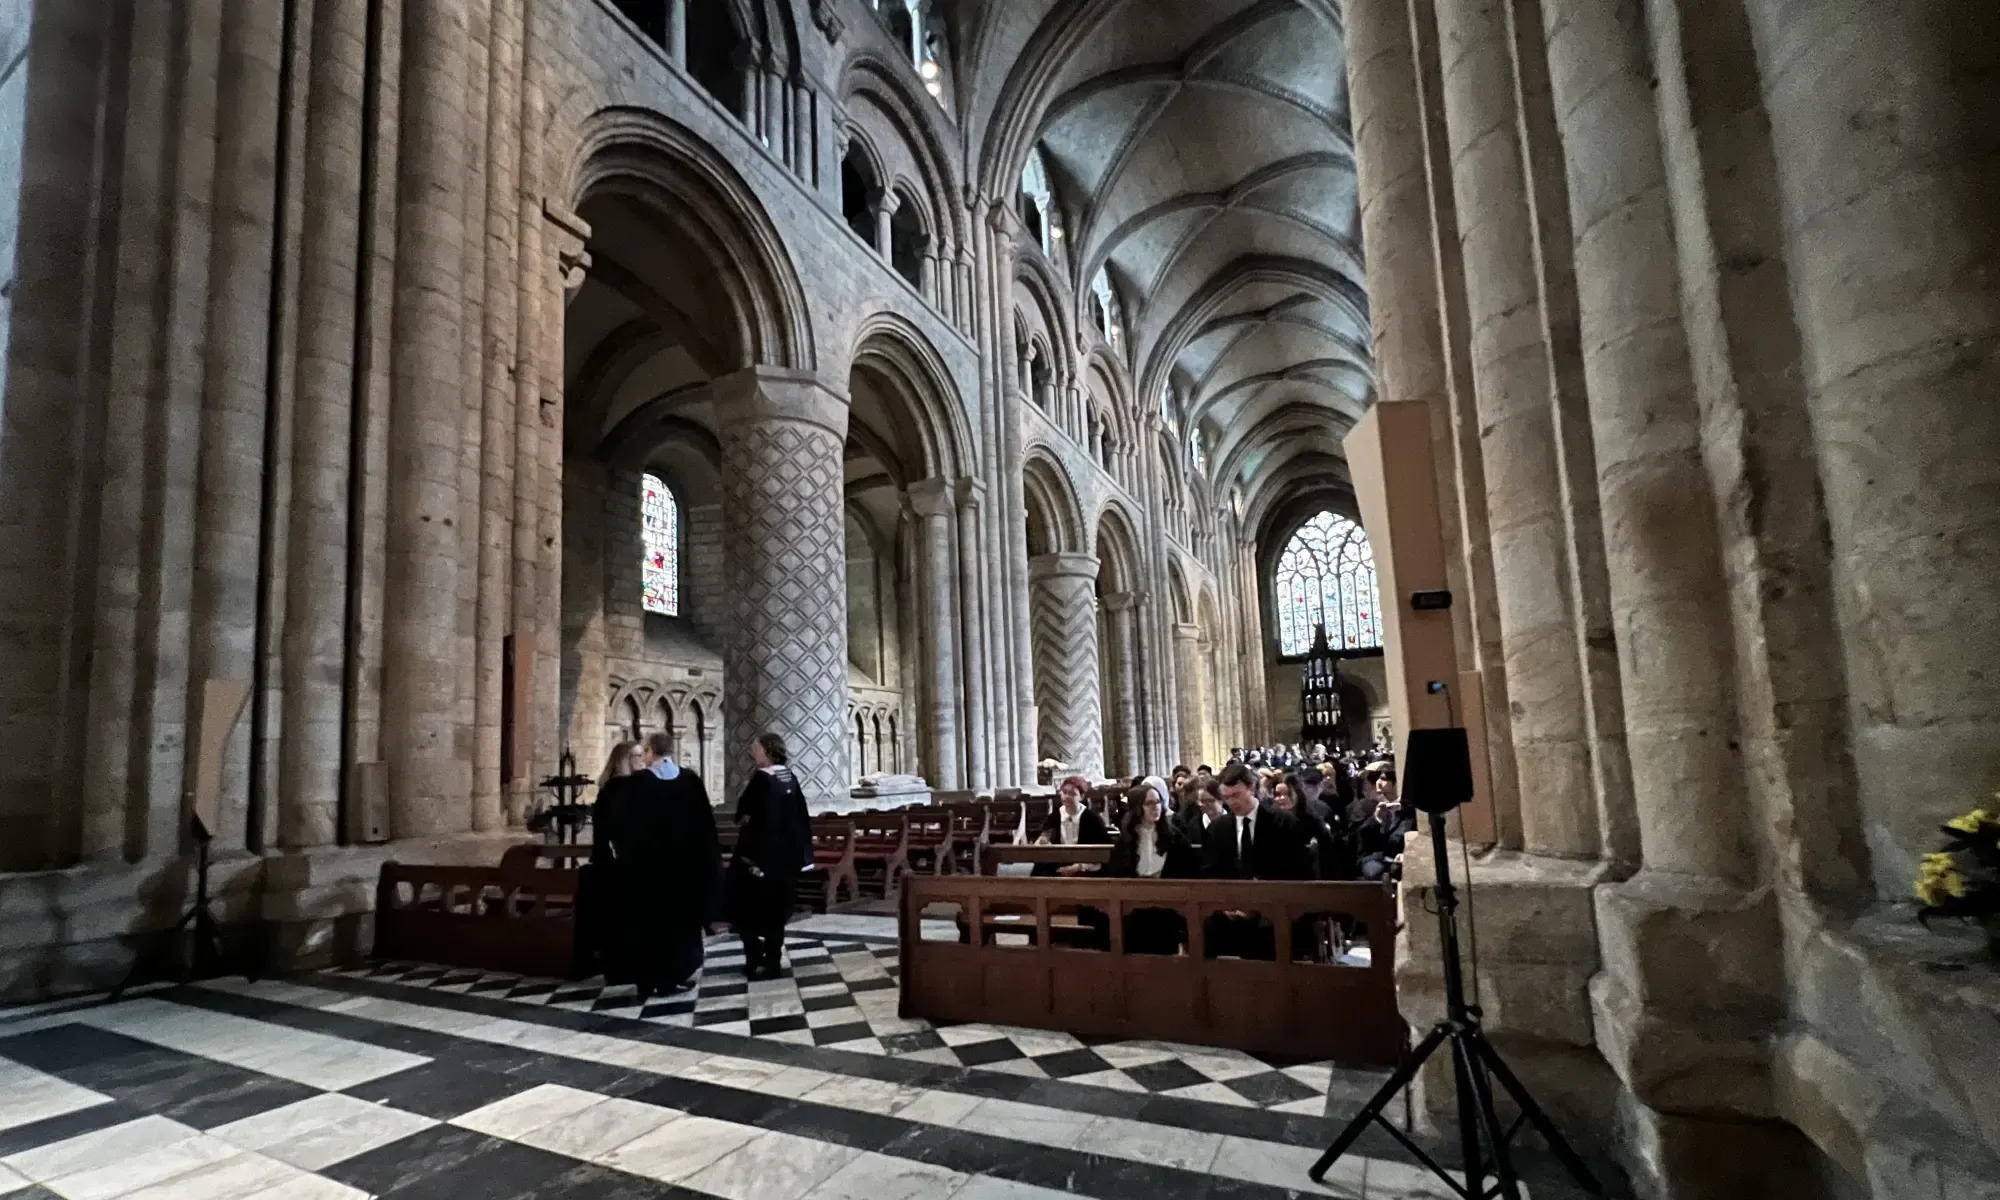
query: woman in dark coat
730 732 814 980
595 732 721 999
1104 782 1200 955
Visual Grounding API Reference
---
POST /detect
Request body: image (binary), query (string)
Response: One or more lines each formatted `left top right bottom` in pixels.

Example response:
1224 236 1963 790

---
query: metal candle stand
537 748 596 844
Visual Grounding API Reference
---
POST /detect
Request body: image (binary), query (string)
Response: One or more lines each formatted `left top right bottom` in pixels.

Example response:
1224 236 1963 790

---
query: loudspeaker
1402 727 1474 816
345 760 390 844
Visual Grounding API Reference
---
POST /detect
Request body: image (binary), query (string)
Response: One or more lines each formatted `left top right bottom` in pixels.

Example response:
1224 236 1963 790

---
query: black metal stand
109 831 234 1002
1310 812 1605 1199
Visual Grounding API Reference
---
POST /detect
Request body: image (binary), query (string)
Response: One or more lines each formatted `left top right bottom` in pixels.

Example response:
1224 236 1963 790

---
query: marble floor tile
1210 1134 1366 1197
451 1083 612 1141
945 1175 1090 1200
1073 1113 1223 1173
0 1163 28 1196
954 1099 1091 1151
681 1129 860 1200
892 1089 984 1129
2 1114 195 1182
801 1150 969 1200
210 1092 439 1172
76 1001 426 1091
513 1096 680 1162
39 1130 241 1200
0 1061 107 1135
110 1150 300 1200
597 1114 760 1184
797 1074 928 1117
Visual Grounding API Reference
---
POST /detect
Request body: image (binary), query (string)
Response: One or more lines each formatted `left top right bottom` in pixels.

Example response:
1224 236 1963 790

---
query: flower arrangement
1915 799 2000 961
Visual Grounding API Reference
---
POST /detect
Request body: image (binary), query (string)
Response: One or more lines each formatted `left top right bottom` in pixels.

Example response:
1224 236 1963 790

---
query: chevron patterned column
1028 552 1103 779
713 368 851 810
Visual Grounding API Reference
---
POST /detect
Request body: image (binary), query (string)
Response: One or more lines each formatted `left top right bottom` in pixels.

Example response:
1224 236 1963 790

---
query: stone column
1174 623 1204 767
873 189 898 260
1102 593 1142 777
383 0 472 838
1029 553 1103 778
955 478 990 788
1435 0 1609 860
1004 303 1038 782
279 0 369 849
908 479 964 790
1747 0 2000 894
665 0 686 65
713 368 851 808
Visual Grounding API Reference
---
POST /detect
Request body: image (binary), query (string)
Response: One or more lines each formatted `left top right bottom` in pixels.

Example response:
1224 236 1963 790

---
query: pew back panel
899 875 1404 1066
375 857 578 978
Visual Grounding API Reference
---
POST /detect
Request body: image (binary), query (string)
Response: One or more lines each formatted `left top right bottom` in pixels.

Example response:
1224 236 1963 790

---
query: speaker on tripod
1310 726 1605 1199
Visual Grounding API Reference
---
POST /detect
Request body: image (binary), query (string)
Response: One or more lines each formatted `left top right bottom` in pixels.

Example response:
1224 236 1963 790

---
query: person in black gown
730 732 814 980
593 731 721 1000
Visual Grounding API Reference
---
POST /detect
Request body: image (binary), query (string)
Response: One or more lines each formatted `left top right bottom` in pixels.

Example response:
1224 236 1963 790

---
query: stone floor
0 916 1607 1199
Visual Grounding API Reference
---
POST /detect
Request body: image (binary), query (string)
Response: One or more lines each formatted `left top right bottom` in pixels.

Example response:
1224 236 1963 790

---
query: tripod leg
1472 1032 1606 1196
1310 1022 1451 1183
1460 1036 1524 1200
1450 1033 1487 1200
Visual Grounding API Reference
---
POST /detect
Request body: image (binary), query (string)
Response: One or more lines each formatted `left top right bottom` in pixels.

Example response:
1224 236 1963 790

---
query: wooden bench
978 843 1114 875
903 807 954 876
944 803 989 874
800 818 859 911
900 875 1404 1066
375 845 579 978
850 810 910 897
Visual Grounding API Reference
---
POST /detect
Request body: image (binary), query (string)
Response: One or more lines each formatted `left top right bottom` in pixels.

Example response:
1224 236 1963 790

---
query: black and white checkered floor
330 915 1349 1116
0 915 1610 1198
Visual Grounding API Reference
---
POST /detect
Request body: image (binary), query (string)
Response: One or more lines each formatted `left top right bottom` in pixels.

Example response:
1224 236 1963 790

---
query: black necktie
1239 814 1253 873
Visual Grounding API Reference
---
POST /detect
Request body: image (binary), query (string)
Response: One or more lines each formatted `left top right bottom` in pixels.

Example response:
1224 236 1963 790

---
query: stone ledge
0 833 533 1004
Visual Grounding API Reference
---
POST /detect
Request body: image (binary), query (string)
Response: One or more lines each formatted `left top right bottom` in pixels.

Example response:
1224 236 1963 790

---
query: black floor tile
1223 1069 1321 1107
950 1038 1027 1067
1125 1057 1210 1093
799 992 858 1013
343 1060 535 1120
680 1086 791 1126
1030 1047 1115 1079
0 1025 148 1073
880 1030 945 1054
807 1021 873 1046
846 976 898 993
748 1014 809 1035
324 1125 566 1198
690 1008 748 1027
775 1100 908 1153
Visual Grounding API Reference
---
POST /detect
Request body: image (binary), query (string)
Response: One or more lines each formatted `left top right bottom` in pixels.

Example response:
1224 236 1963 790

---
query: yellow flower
1944 809 1994 834
1915 852 1966 906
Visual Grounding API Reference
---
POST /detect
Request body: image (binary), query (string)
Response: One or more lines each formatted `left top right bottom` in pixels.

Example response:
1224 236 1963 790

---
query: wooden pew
375 845 579 978
901 807 953 876
850 809 910 898
943 803 989 874
899 874 1404 1066
979 843 1114 876
799 818 859 912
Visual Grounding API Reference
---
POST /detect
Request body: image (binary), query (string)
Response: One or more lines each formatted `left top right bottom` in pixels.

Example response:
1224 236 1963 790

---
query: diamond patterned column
713 368 850 809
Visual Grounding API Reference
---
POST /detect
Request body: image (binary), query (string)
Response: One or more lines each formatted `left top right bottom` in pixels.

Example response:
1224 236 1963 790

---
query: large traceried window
1274 511 1381 655
641 473 679 616
1189 426 1207 475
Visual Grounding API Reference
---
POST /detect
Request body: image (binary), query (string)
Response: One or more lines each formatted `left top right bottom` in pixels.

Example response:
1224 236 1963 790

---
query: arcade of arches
0 2 1995 1197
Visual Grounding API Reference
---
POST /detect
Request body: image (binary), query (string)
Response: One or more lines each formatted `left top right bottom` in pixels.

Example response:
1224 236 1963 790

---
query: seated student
1354 767 1414 880
1108 783 1200 880
1034 773 1113 875
1202 764 1311 961
1273 773 1352 880
1174 776 1226 850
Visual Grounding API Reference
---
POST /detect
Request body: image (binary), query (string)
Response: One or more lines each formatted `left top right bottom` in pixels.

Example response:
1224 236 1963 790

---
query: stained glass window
641 473 679 616
1091 266 1124 351
1021 146 1061 253
1274 511 1381 655
1189 427 1206 475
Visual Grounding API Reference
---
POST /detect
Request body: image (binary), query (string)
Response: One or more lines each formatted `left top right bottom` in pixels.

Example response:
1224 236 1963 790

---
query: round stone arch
568 106 815 373
839 49 967 255
1091 499 1146 595
845 312 973 484
1013 251 1080 386
1022 450 1086 557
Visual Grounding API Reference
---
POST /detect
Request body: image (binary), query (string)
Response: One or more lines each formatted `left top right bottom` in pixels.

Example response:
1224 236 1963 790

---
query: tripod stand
109 827 232 1002
1310 810 1605 1198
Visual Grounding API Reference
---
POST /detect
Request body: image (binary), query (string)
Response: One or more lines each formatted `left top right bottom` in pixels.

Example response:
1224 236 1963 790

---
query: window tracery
1019 146 1063 255
1090 265 1124 352
641 473 680 616
1273 511 1381 656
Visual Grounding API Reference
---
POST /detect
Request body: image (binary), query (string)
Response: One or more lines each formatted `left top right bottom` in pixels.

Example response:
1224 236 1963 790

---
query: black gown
730 764 813 974
593 766 721 995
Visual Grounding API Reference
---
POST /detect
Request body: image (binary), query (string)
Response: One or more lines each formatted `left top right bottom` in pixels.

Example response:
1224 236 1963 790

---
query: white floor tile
682 1129 860 1200
0 1162 29 1197
77 999 426 1091
600 1114 762 1184
797 1075 927 1116
516 1096 680 1162
1210 1135 1367 1196
802 1151 969 1200
0 1060 108 1135
978 1057 1049 1079
3 1115 196 1181
1160 1081 1257 1107
110 1150 300 1200
41 1131 241 1200
955 1099 1090 1151
1058 1068 1147 1093
1074 1115 1223 1173
452 1083 609 1140
210 1093 437 1172
946 1175 1084 1200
